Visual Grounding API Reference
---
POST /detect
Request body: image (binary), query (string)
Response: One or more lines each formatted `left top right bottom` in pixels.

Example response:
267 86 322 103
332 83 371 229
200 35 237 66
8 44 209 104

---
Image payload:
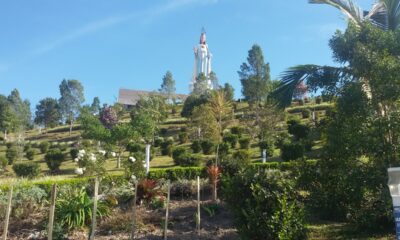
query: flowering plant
74 149 106 177
123 153 146 181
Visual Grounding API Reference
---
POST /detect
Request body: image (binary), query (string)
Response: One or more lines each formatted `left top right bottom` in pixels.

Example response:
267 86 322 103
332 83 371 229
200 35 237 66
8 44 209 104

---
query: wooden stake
2 186 13 240
47 184 57 240
130 181 138 240
197 176 201 235
89 178 99 240
163 180 170 240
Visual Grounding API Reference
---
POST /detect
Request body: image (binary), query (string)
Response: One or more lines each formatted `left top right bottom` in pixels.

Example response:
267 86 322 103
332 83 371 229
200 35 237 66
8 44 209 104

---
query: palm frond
309 0 364 25
271 65 354 108
382 0 400 30
365 2 388 30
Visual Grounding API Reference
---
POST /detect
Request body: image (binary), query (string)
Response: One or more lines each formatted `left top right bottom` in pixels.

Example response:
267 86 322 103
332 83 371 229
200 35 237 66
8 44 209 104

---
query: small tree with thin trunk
59 79 85 135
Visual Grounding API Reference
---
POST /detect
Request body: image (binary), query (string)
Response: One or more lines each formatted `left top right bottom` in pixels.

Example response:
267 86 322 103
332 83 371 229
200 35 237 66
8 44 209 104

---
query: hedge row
286 104 333 114
0 160 318 191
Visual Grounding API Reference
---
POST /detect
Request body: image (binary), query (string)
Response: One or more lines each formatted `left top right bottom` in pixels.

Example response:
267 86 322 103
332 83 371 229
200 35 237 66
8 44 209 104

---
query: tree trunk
212 181 217 202
3 130 7 141
69 120 73 136
117 153 121 169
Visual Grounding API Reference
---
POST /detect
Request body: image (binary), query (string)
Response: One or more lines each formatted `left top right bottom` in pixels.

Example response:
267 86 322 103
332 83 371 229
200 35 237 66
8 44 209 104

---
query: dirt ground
3 200 238 240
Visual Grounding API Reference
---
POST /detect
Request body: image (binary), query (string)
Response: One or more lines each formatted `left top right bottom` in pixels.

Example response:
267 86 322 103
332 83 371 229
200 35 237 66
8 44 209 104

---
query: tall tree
190 104 220 141
209 71 220 90
0 95 14 140
238 44 271 104
7 89 31 133
223 83 235 102
90 97 101 115
193 73 210 95
34 98 61 129
58 79 85 135
159 71 176 103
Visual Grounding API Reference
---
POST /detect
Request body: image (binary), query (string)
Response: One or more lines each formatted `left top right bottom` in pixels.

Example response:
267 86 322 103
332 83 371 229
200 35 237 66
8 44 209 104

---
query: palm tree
273 0 400 107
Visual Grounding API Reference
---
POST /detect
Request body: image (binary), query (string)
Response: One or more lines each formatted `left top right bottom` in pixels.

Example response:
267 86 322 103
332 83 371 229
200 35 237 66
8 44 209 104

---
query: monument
191 28 214 90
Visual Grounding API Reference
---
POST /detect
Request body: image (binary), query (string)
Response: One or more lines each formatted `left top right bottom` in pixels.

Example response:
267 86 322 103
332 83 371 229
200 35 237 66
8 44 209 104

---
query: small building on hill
117 88 188 106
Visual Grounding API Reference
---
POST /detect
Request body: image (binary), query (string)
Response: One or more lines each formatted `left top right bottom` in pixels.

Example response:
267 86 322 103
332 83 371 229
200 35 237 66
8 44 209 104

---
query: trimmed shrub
154 137 163 147
6 146 19 165
230 126 244 137
301 109 311 119
174 152 201 167
172 147 187 161
316 96 322 104
223 133 238 149
258 140 275 157
298 99 304 106
25 149 36 160
161 139 174 156
178 132 189 144
290 124 310 140
12 162 41 178
24 143 32 152
70 148 79 159
126 142 144 153
239 137 251 149
191 140 202 153
221 150 251 176
148 167 207 181
281 142 304 161
218 142 230 159
201 140 215 155
222 169 307 240
45 149 65 173
275 132 291 149
0 155 7 171
39 141 50 154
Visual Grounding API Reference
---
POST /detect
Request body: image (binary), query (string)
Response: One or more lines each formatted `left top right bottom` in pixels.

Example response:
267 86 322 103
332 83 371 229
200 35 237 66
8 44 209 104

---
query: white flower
78 149 86 158
129 157 136 163
90 153 96 162
131 175 136 181
74 158 79 162
143 164 147 168
75 168 84 175
98 150 106 156
111 152 116 157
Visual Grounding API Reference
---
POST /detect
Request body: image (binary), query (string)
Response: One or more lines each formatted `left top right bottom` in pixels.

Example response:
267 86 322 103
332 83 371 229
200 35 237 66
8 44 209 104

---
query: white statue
191 29 213 91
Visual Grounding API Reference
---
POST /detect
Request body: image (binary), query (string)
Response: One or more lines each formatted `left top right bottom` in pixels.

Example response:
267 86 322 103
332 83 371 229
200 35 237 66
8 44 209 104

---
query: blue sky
0 0 374 107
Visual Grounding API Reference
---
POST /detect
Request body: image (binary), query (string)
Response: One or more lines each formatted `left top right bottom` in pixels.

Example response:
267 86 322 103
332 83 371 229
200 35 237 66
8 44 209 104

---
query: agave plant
273 0 400 108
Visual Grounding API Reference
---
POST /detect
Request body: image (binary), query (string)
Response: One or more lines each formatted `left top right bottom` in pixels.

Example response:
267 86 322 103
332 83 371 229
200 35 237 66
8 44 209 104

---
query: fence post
2 186 13 240
197 176 201 235
48 184 57 240
89 178 99 240
163 180 171 240
130 181 138 240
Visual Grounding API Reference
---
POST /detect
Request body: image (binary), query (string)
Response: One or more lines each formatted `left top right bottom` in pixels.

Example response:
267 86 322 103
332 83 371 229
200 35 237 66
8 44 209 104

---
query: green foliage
45 148 65 172
173 147 201 167
280 142 304 161
223 133 238 148
34 97 61 128
223 83 235 101
191 140 202 153
159 71 176 102
56 187 109 230
25 148 36 160
181 93 209 118
0 155 7 172
201 140 215 155
123 156 146 180
222 169 306 240
58 79 85 126
259 139 274 157
230 126 244 136
202 203 220 217
287 120 310 140
301 109 311 119
12 162 40 178
148 167 207 181
238 44 272 104
172 147 187 162
70 148 78 159
39 141 50 154
6 145 19 164
161 139 174 156
316 96 322 104
221 150 251 176
178 131 189 144
126 142 144 153
238 137 251 149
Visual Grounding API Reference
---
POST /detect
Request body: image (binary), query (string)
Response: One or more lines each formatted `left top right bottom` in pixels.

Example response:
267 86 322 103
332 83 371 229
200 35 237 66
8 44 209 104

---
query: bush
221 150 251 176
25 149 36 160
6 146 19 164
239 137 251 149
126 142 144 153
178 132 189 144
174 152 201 167
223 133 238 149
24 143 32 152
301 109 311 119
12 162 41 178
191 140 202 153
316 96 322 104
161 139 174 156
154 137 163 147
201 140 215 155
298 99 304 106
123 156 146 180
45 149 65 173
222 169 307 240
148 167 207 181
275 132 291 149
172 147 187 162
218 142 230 159
230 126 244 137
39 141 50 154
0 156 7 171
259 140 274 157
70 148 79 159
281 142 304 161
